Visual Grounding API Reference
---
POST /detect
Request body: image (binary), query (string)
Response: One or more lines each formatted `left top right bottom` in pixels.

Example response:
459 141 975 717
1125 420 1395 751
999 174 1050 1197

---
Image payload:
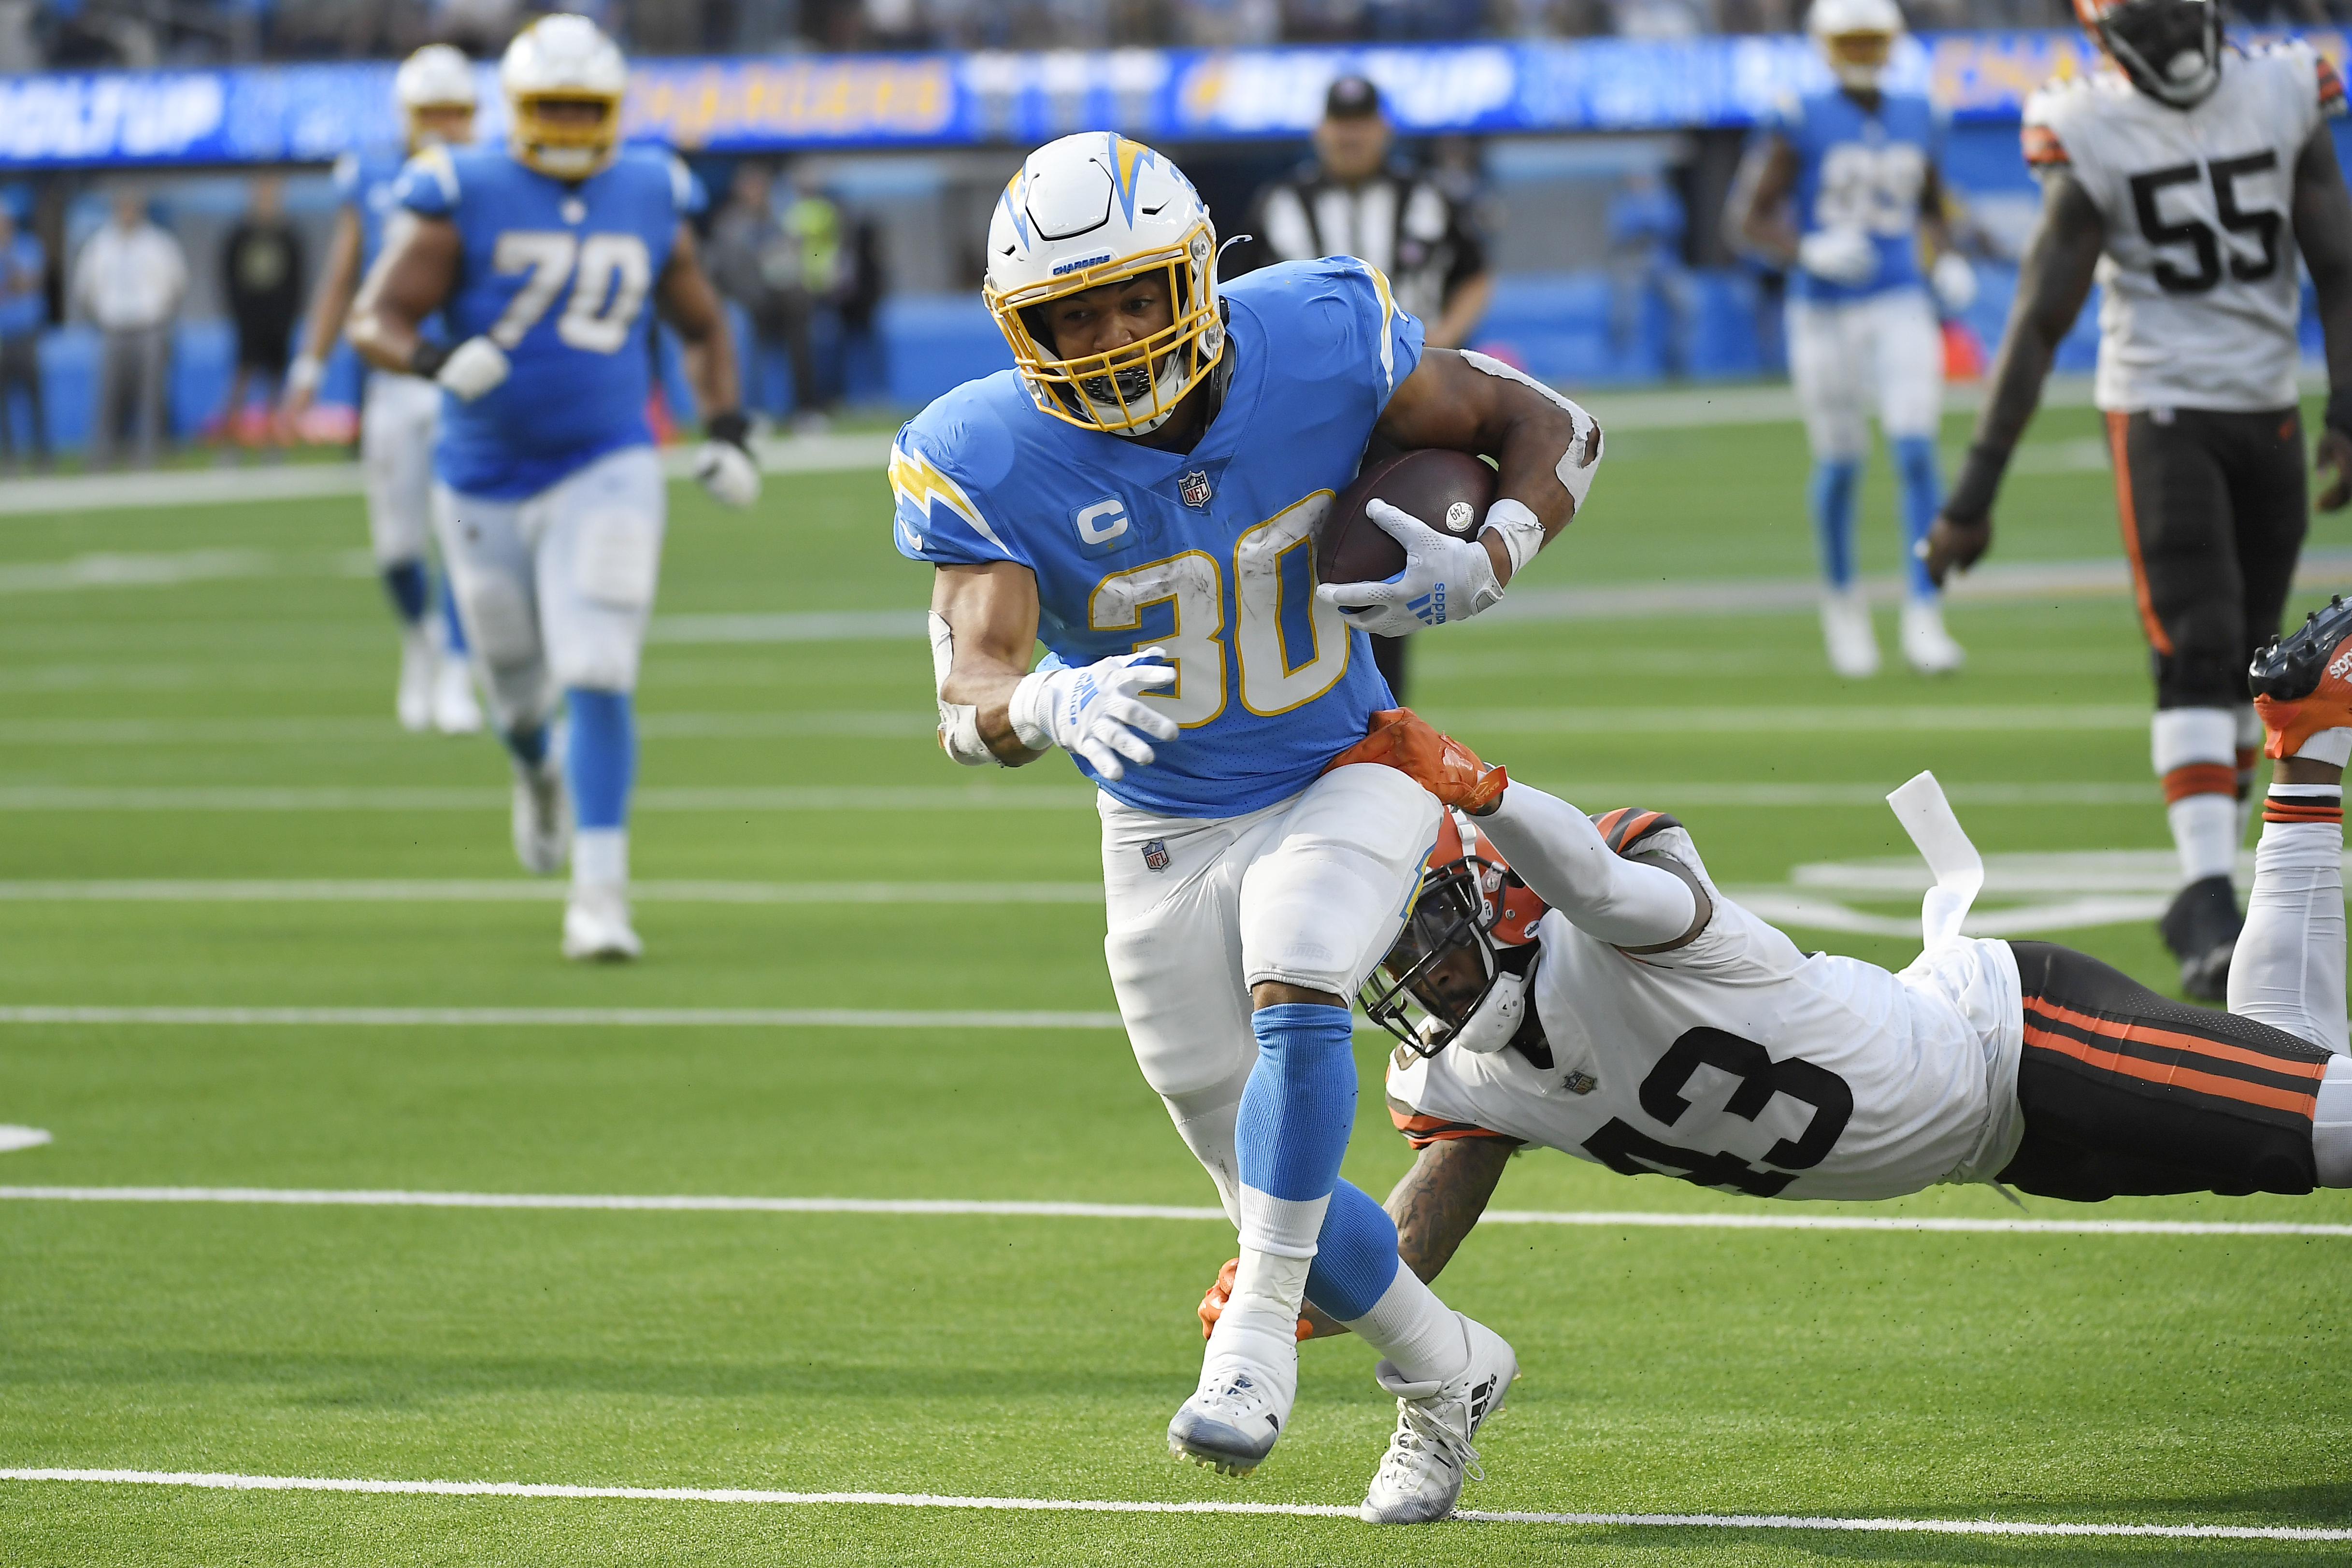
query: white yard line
0 1186 2340 1238
0 1006 1123 1029
0 880 1103 905
0 711 936 745
0 1468 2339 1539
0 1126 51 1153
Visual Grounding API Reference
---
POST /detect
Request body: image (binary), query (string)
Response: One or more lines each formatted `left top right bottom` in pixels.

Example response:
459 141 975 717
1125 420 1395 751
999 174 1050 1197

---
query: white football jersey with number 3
2023 43 2346 413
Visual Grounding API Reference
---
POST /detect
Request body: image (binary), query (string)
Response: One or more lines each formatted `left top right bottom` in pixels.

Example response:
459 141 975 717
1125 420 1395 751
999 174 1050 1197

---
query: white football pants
1099 763 1441 1223
1786 287 1943 461
432 443 666 736
361 371 441 568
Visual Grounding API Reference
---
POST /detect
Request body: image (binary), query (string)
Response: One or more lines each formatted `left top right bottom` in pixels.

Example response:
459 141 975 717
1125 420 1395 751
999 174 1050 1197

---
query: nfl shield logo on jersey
1178 470 1213 509
1142 839 1171 872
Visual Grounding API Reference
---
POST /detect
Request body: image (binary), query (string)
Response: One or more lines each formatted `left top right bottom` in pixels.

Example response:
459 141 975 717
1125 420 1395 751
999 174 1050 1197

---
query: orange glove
1198 1257 1314 1342
1323 707 1507 814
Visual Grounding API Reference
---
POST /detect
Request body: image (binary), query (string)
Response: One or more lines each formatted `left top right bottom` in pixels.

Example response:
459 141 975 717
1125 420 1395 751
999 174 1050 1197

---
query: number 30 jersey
892 257 1421 818
396 143 694 498
2024 43 2345 414
1386 816 2027 1202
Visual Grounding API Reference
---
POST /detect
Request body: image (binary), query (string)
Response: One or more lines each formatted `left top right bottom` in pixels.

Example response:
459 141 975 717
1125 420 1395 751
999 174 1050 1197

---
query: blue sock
438 572 469 656
1303 1177 1402 1321
1234 1002 1359 1250
1891 434 1942 600
1809 459 1863 589
505 723 549 769
566 688 635 831
382 560 429 625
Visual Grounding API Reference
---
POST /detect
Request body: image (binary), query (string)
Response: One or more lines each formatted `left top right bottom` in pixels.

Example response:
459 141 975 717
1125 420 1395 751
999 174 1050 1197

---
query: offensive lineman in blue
902 132 1604 1521
348 14 760 961
1726 0 1978 677
283 44 484 735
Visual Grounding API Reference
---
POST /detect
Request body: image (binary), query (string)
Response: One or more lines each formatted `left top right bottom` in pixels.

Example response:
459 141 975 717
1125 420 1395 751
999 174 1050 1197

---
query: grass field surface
4 398 2351 1565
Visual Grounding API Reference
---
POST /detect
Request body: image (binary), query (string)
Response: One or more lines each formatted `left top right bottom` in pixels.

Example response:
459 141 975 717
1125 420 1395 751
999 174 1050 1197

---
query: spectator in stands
73 187 185 471
1232 72 1492 700
0 205 50 471
1606 167 1696 378
216 175 304 455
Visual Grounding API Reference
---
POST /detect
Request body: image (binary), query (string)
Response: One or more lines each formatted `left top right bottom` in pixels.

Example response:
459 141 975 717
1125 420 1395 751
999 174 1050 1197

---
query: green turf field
4 399 2351 1565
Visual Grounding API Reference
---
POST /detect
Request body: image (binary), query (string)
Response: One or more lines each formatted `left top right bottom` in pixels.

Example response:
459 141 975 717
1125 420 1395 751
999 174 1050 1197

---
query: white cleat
431 657 483 735
1168 1308 1299 1477
561 881 643 962
1358 1313 1519 1525
511 760 572 876
396 629 435 732
1819 586 1880 679
1901 597 1966 674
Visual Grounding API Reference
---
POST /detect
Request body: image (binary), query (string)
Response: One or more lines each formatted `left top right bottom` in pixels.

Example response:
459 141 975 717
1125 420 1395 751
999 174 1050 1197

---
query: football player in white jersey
1925 0 2352 1001
1725 0 1978 678
283 45 484 735
903 133 1602 1519
1204 681 2352 1349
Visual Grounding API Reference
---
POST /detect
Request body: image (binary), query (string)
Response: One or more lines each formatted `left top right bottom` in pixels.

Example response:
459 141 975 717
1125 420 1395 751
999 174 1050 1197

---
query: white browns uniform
2023 42 2343 413
1387 808 2027 1201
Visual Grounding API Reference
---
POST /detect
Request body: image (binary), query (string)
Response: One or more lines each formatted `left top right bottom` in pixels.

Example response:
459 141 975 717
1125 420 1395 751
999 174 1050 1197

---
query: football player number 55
1087 493 1352 725
486 231 653 353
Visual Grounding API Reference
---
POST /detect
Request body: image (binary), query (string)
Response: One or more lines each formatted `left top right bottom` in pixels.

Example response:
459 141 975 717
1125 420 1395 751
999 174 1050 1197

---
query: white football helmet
395 44 478 151
984 133 1223 437
501 14 628 180
1807 0 1904 91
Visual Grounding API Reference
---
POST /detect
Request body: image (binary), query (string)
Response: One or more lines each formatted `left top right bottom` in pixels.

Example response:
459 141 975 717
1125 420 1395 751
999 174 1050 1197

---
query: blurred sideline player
1726 0 1978 678
1924 0 2352 1000
349 14 760 960
1205 698 2352 1341
284 45 483 735
901 132 1601 1519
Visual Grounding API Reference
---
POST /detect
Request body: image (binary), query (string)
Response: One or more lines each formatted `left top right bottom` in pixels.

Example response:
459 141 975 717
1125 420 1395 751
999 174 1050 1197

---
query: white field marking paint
650 611 927 645
1725 890 2173 940
1443 704 2147 735
0 1006 1124 1029
1 1187 2343 1239
0 711 936 745
0 1469 2344 1540
0 435 890 519
0 881 1104 906
0 782 2156 813
0 549 276 594
0 1126 52 1154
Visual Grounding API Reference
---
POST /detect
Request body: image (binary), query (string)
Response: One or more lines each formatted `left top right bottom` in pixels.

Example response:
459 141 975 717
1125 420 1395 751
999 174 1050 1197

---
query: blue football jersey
332 146 409 275
893 257 1425 818
1769 89 1943 303
395 143 693 498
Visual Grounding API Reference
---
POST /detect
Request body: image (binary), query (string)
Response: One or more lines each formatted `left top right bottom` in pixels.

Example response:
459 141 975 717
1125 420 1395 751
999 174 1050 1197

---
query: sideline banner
0 29 2338 168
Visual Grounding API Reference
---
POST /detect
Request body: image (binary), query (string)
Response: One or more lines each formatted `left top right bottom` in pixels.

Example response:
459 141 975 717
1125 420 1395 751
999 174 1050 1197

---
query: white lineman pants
1099 763 1441 1221
362 371 442 568
432 444 667 735
1786 287 1942 461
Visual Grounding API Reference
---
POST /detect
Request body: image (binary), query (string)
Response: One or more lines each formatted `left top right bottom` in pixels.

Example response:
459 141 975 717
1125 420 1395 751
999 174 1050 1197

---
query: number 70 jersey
396 143 696 499
893 257 1420 818
2024 42 2345 414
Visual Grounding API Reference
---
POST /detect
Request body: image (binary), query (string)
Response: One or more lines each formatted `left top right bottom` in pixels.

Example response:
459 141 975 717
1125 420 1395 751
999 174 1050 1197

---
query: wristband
2325 388 2352 442
408 339 452 380
286 354 323 395
706 409 751 449
1942 442 2010 525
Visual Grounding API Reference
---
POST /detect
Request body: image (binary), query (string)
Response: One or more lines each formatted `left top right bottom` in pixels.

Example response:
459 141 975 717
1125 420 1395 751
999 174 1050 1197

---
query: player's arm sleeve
2019 90 2075 181
889 425 1031 570
1474 783 1701 949
2319 52 2349 121
392 146 460 218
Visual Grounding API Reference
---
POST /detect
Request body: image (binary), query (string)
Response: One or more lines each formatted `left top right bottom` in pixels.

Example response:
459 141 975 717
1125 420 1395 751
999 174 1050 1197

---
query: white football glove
695 441 761 508
1931 250 1979 313
1796 228 1879 287
1314 498 1503 637
1008 649 1179 781
434 337 510 401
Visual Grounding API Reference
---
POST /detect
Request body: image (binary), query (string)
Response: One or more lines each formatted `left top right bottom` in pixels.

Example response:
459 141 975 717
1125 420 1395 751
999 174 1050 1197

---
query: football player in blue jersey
1726 0 1978 677
900 132 1603 1522
283 44 484 735
346 14 759 961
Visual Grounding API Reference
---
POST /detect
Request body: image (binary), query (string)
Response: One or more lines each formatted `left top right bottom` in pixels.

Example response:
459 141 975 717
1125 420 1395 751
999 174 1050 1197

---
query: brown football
1317 448 1498 589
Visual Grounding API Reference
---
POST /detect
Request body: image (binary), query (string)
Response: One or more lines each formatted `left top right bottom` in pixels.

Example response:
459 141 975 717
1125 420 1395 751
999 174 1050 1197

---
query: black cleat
2158 874 2242 1003
2250 595 2352 761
